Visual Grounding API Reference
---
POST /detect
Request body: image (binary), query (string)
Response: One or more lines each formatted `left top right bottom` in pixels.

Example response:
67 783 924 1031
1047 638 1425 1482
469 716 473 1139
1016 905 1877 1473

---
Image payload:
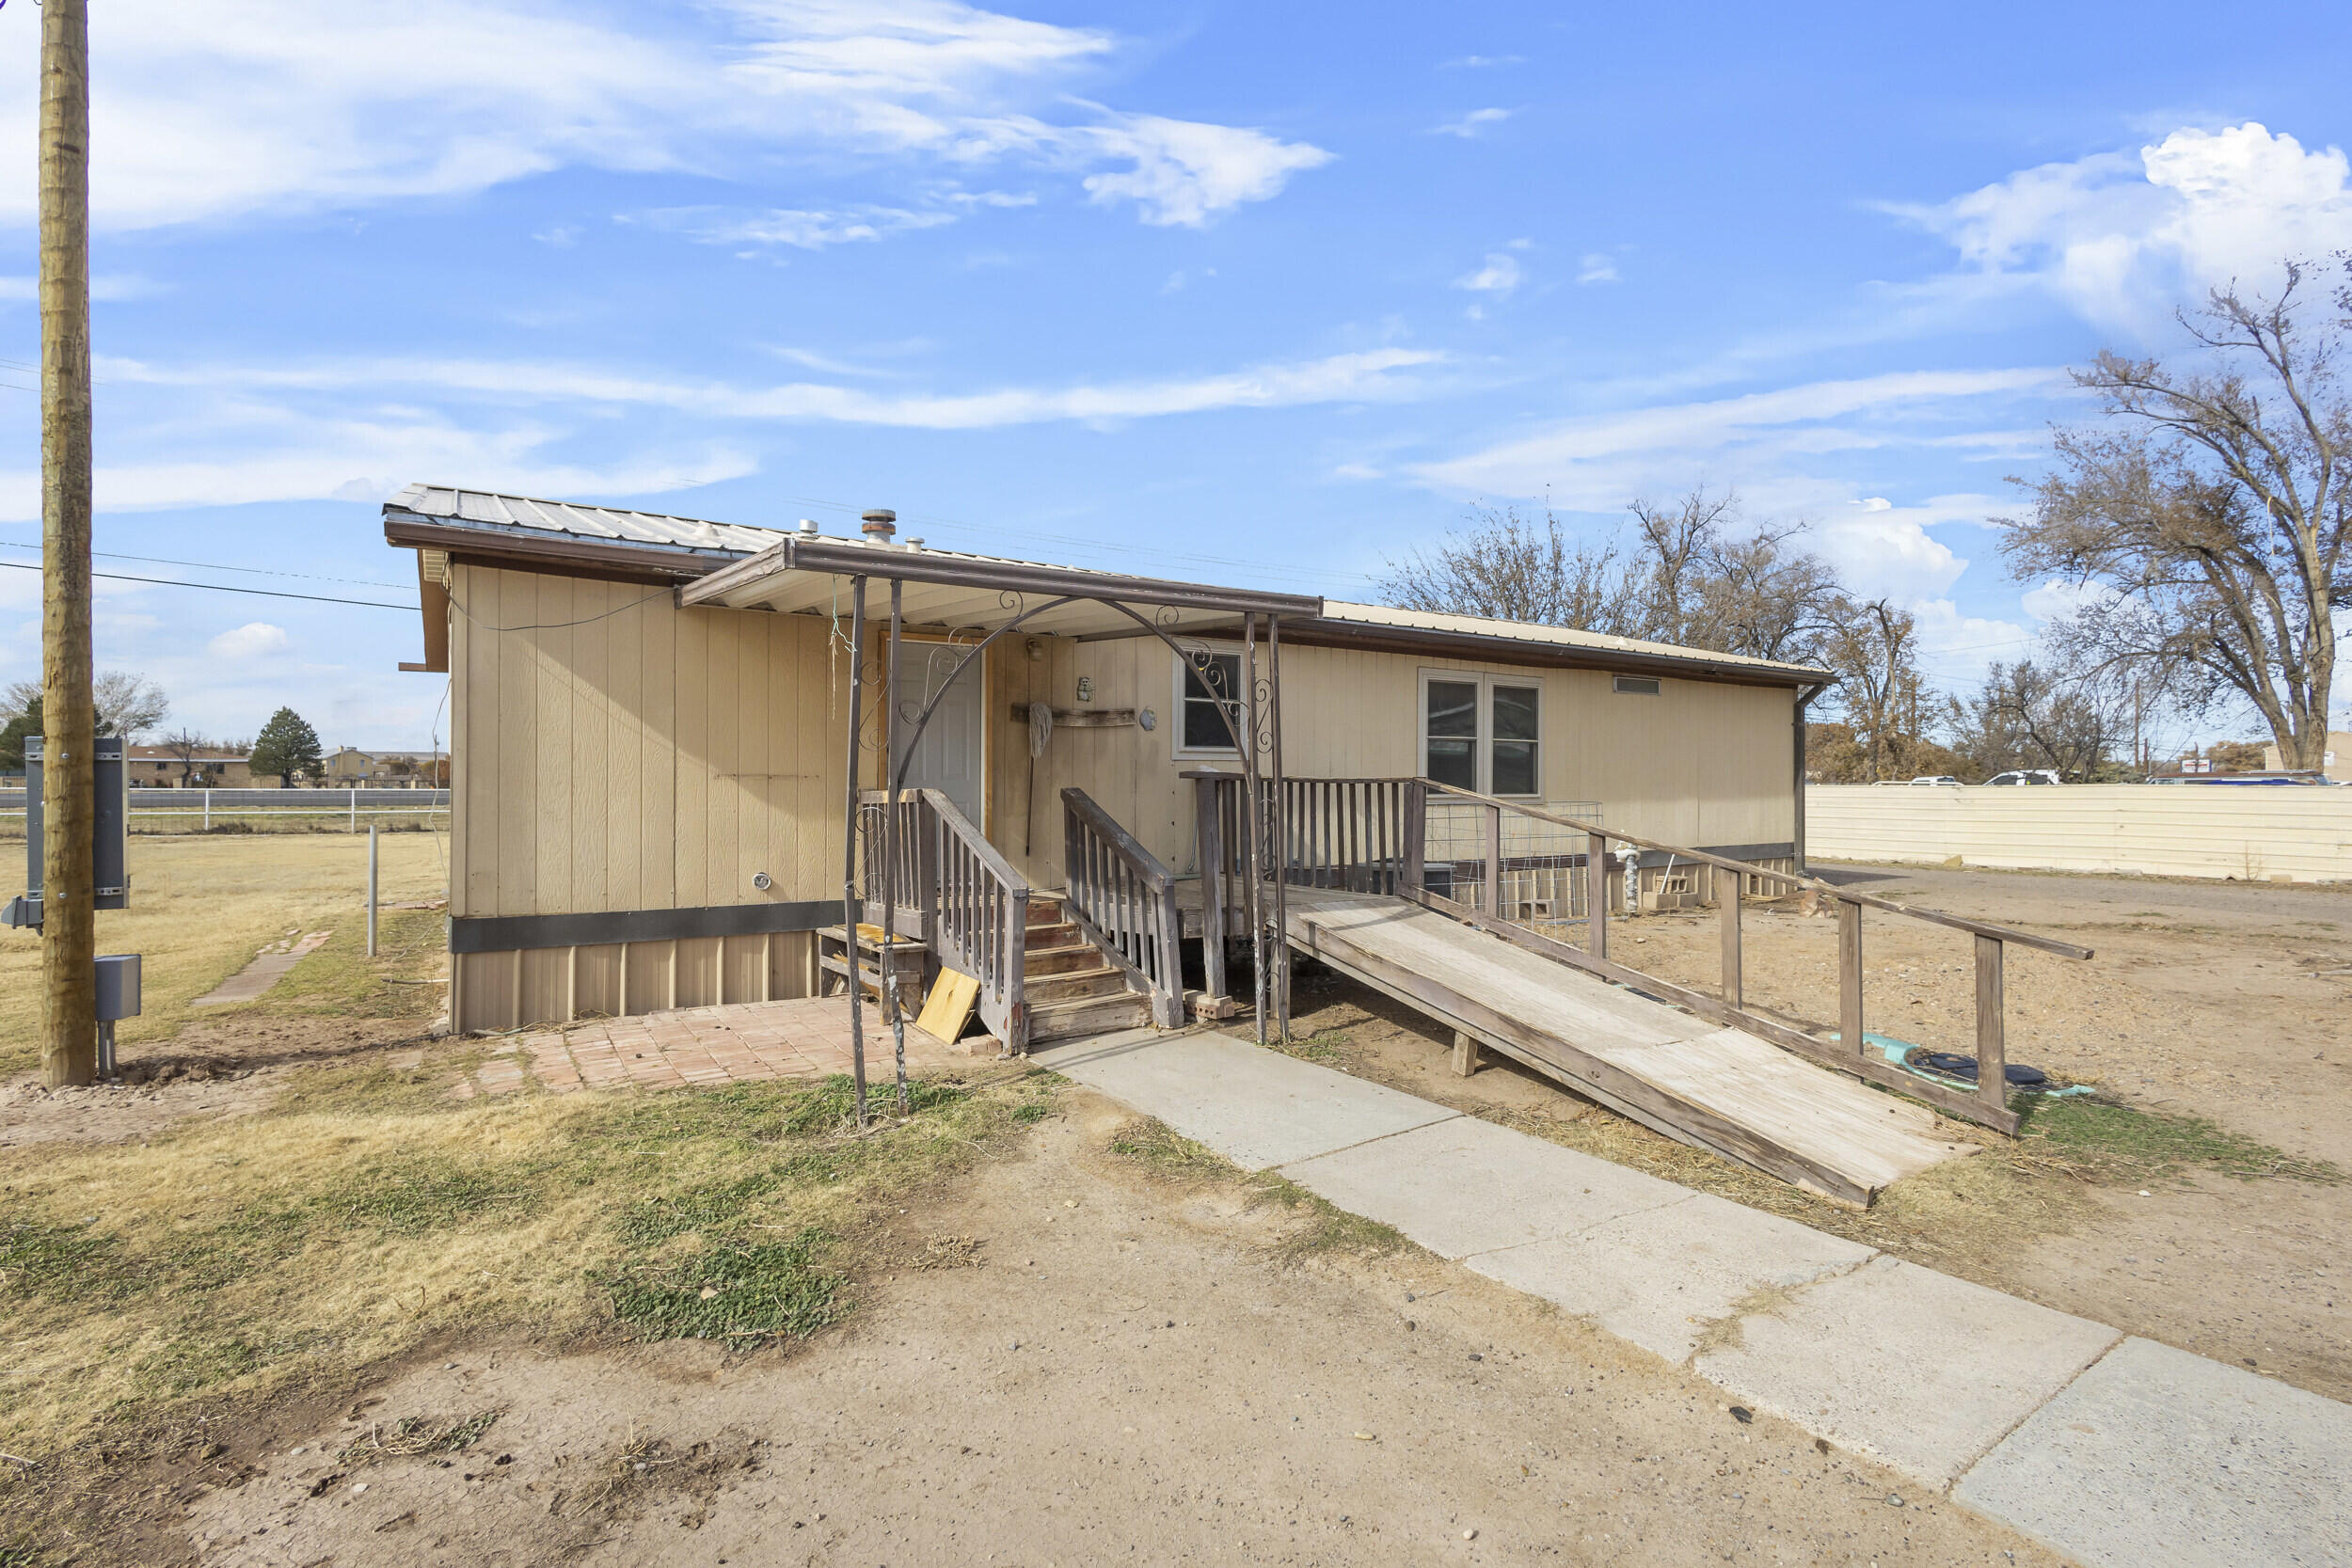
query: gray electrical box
4 734 127 928
96 953 141 1020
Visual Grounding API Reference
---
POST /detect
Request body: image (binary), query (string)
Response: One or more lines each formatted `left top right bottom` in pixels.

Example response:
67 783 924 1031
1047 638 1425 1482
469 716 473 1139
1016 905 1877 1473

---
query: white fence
1806 784 2352 883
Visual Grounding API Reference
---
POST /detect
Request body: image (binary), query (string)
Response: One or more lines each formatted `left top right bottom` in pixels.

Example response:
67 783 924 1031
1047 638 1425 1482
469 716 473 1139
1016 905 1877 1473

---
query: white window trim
1170 644 1246 760
1418 669 1544 799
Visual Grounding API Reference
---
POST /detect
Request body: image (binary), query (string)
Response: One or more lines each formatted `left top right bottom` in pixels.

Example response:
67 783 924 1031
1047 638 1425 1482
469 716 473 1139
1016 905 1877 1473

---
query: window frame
1170 644 1248 760
1418 669 1544 800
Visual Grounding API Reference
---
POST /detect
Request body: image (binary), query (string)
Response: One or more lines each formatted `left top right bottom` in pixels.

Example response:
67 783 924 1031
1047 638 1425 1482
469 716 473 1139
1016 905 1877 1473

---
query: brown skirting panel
451 930 821 1034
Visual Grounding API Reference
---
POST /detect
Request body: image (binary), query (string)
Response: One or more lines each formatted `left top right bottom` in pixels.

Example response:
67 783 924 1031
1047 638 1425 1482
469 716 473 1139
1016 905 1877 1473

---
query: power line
0 539 409 591
0 559 416 610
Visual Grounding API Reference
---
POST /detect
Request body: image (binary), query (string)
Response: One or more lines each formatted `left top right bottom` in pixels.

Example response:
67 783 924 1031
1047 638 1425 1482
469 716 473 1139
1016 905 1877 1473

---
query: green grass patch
1268 1029 1352 1065
0 1217 129 1301
0 1062 1062 1470
259 909 447 1022
2017 1096 2342 1184
601 1227 848 1344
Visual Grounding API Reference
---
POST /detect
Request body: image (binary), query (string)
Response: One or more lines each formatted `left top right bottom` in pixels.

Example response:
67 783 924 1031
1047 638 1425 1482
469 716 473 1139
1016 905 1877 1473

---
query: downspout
1793 681 1825 875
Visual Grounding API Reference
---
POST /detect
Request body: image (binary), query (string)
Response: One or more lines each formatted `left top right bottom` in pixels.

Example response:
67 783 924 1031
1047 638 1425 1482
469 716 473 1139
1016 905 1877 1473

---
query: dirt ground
1280 859 2351 1402
162 1091 2053 1568
3 847 2341 1564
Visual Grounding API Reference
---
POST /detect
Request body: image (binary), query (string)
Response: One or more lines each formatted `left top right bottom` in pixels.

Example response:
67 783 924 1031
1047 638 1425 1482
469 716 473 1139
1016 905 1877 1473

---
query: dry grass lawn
0 832 449 1078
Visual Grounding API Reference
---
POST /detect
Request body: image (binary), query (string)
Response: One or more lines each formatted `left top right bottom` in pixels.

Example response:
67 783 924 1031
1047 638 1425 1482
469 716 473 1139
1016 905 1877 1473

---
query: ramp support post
1451 1028 1480 1077
1402 780 1425 895
1719 866 1741 1011
1585 831 1609 961
1838 896 1864 1057
1483 804 1502 918
1975 934 2007 1116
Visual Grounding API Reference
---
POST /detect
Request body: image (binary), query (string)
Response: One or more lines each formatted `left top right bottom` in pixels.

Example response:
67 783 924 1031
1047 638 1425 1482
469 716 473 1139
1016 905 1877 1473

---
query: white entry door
892 642 986 828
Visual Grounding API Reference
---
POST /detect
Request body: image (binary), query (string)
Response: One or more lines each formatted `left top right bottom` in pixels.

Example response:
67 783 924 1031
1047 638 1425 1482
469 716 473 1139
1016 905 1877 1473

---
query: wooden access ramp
1283 888 1977 1206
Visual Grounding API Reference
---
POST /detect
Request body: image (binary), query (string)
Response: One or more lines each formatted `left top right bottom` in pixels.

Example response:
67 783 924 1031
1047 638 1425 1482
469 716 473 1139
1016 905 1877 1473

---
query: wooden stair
1023 895 1153 1042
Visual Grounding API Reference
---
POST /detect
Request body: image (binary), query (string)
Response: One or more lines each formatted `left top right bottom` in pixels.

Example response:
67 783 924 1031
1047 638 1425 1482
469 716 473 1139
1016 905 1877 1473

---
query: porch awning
678 533 1324 637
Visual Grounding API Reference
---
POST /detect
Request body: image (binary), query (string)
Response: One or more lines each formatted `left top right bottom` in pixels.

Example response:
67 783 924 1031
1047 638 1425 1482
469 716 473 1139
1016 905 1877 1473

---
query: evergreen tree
0 693 40 774
248 706 324 786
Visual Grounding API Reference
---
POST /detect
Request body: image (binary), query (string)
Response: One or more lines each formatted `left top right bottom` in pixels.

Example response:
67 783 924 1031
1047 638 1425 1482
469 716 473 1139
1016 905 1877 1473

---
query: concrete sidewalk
1034 1028 2352 1568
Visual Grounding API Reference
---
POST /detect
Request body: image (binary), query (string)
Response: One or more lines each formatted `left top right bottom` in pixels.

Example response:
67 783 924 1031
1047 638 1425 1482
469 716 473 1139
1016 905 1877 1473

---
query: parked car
1983 769 2061 786
1906 774 1963 785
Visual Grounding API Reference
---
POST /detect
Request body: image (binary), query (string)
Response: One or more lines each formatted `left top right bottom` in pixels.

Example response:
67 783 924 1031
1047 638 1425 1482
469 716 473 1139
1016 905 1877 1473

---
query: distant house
126 744 256 788
324 747 448 786
2265 733 2351 783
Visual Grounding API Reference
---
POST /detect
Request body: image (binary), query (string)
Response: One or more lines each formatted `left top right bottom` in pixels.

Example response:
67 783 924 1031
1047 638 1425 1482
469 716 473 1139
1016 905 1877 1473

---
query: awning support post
884 578 911 1115
840 574 870 1128
1267 613 1290 1044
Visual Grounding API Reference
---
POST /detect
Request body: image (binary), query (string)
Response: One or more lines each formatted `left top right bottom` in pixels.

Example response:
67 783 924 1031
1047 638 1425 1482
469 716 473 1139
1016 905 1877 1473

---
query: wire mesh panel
1422 797 1603 933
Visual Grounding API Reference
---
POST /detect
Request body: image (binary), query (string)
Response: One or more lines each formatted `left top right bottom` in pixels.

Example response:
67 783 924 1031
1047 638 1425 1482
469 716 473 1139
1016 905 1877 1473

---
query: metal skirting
450 900 833 955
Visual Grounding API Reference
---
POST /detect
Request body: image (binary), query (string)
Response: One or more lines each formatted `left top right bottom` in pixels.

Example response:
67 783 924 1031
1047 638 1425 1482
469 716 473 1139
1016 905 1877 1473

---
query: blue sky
0 1 2348 752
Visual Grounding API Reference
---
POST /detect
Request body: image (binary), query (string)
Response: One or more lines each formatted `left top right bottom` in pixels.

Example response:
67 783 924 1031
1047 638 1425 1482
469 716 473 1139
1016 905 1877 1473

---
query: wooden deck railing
1186 771 2094 1134
1060 787 1186 1027
859 788 1030 1052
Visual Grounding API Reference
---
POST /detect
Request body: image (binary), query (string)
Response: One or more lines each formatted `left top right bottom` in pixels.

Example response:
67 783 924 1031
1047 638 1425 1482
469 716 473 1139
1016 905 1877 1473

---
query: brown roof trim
690 535 1325 619
387 506 1819 688
1275 616 1823 689
386 514 722 583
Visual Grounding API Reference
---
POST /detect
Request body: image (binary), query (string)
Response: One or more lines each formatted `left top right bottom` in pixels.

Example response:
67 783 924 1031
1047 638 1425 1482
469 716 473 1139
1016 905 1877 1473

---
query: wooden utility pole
40 0 96 1087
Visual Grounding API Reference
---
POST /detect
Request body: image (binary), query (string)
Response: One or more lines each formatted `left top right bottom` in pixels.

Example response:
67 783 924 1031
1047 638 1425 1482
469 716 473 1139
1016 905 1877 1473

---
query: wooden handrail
1062 786 1186 1027
858 787 1029 1053
1203 769 2094 1134
1418 778 2094 960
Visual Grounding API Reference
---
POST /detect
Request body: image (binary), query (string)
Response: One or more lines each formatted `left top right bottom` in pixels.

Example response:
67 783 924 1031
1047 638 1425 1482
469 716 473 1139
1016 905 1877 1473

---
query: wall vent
1613 674 1661 695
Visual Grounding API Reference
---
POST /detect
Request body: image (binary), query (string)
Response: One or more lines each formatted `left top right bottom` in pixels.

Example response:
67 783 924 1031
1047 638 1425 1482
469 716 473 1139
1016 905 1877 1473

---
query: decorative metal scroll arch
872 589 1290 1051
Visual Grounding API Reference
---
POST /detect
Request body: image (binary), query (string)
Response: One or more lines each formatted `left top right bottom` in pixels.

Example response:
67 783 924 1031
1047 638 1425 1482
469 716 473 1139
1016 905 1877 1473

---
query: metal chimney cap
860 508 898 541
796 517 819 535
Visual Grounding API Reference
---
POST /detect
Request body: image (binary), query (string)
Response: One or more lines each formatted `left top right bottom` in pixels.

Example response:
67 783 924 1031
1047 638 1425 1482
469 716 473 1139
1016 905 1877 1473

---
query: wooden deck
1280 888 1975 1206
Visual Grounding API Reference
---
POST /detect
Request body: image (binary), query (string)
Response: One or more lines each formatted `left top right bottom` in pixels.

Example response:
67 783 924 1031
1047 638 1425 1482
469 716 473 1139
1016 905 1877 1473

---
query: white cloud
1575 252 1619 285
100 347 1442 433
1429 107 1513 139
208 622 293 660
665 204 961 248
0 1 1327 232
1074 112 1331 227
1413 367 2064 503
0 345 1443 520
1895 122 2352 337
1438 55 1524 70
1454 253 1522 295
1909 598 2033 686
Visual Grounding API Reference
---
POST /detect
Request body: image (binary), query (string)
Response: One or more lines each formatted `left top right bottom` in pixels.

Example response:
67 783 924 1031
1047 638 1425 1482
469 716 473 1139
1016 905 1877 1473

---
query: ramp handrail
1060 786 1186 1027
859 788 1029 1053
1187 770 2094 1134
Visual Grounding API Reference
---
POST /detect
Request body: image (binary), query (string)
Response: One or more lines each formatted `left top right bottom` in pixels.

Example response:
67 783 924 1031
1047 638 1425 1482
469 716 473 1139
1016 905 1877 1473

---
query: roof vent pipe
860 508 897 542
797 518 818 535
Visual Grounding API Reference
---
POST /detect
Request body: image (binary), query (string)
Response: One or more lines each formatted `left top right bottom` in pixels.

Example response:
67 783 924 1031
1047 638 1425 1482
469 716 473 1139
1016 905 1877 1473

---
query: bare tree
1818 598 1925 782
156 725 216 784
1947 658 2131 780
1379 488 1843 665
2003 263 2349 768
1375 502 1643 632
4 668 167 739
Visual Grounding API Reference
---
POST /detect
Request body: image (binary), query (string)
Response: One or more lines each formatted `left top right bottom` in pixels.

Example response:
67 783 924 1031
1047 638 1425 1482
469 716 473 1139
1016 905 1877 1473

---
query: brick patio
453 995 984 1099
